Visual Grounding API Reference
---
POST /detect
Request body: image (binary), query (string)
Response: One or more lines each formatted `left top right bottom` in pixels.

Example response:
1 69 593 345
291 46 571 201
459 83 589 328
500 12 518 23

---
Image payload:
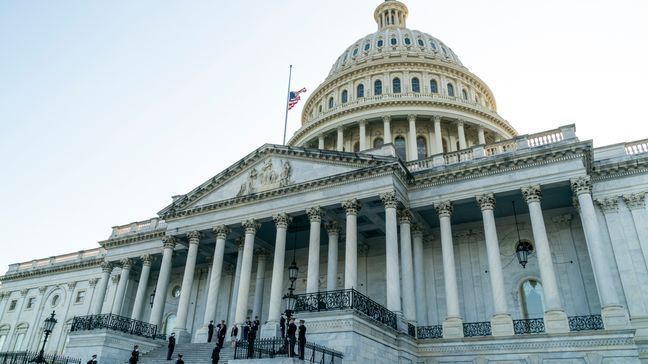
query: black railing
417 325 442 339
233 337 343 363
407 322 416 338
513 318 545 334
568 315 604 331
294 289 397 330
70 314 158 339
462 322 492 337
0 351 81 364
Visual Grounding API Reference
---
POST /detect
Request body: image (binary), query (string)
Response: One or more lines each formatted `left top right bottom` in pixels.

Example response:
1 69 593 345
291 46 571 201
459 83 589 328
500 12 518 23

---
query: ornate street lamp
512 201 534 268
282 259 299 320
32 311 57 363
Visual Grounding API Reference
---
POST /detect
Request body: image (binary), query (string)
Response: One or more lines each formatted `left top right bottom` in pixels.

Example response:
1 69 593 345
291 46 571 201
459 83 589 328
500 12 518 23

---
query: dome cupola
374 0 409 30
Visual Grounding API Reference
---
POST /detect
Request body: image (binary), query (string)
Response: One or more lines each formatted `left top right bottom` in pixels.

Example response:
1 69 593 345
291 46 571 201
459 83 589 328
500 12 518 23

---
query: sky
0 0 647 275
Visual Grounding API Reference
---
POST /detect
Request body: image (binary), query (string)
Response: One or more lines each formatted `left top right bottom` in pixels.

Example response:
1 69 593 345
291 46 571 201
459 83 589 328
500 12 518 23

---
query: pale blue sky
1 0 647 274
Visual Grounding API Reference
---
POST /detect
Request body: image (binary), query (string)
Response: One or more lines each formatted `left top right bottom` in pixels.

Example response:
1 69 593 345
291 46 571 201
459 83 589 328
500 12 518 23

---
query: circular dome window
51 295 60 307
171 286 181 298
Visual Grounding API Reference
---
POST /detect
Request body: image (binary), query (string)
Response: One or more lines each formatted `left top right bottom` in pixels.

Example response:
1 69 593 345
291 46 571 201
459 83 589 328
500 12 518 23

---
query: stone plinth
64 329 161 364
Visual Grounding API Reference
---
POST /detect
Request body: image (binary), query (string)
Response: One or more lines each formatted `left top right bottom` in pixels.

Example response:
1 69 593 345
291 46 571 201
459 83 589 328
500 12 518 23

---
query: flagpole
282 65 293 145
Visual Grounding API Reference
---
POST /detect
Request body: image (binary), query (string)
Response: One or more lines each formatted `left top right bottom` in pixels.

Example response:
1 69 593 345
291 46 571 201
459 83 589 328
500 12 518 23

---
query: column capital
38 286 47 294
435 201 453 217
273 213 292 229
411 224 424 237
187 231 202 244
596 197 619 213
342 199 362 215
213 225 231 239
306 207 326 223
456 120 464 127
325 220 340 235
163 235 177 250
407 114 417 122
67 281 77 290
100 261 113 273
623 192 646 210
398 208 413 224
570 176 592 196
382 115 391 123
242 219 260 234
254 248 269 259
358 119 367 126
476 193 496 211
433 115 441 122
223 263 236 276
88 278 99 287
551 214 573 227
20 289 29 297
120 258 133 269
140 254 153 266
380 191 399 209
572 196 580 210
111 275 120 284
235 237 245 250
521 185 542 204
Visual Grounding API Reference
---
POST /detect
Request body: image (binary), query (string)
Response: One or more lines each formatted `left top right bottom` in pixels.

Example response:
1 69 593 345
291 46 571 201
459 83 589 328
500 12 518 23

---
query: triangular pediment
159 144 400 217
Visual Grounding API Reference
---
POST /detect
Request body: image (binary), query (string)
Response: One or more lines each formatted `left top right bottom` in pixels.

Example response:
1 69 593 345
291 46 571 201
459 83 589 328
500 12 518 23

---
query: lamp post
512 201 534 268
282 259 299 320
31 311 57 363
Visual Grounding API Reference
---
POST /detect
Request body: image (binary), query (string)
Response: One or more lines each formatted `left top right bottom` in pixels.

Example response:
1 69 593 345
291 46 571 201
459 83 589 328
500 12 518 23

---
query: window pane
395 137 406 160
377 39 384 48
374 80 382 95
412 78 420 93
357 84 364 98
417 137 427 159
430 80 438 93
447 84 454 97
520 280 545 319
393 78 401 93
373 138 384 149
341 90 348 104
390 37 397 45
418 39 424 47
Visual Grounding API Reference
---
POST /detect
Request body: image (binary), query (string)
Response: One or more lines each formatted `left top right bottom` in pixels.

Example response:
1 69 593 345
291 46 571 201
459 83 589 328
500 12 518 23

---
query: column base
490 313 514 337
193 326 211 344
601 304 630 330
260 321 281 339
173 329 192 344
442 317 464 338
544 310 569 334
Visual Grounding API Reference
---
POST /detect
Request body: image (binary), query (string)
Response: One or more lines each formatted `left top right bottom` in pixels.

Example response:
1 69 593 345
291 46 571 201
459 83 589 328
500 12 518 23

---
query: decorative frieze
596 197 619 213
570 176 591 196
306 207 326 223
380 191 399 209
476 193 495 211
273 213 292 229
623 192 646 210
521 185 542 204
342 199 362 215
397 208 413 224
213 225 231 239
435 201 453 217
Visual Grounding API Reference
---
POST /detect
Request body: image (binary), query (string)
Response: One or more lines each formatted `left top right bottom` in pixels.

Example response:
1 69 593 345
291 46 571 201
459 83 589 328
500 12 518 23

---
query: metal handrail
70 314 158 339
0 351 81 364
234 337 343 363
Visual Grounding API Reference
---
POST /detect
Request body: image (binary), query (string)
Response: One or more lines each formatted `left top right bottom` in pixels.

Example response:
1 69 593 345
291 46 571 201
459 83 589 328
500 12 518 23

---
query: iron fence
294 289 397 330
0 351 81 364
417 325 442 339
70 314 158 339
513 318 545 334
407 322 416 338
568 315 604 331
462 322 492 337
233 337 343 363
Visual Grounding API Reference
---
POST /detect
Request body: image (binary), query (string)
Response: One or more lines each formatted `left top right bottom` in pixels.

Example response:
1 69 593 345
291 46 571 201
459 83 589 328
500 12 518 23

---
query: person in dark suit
207 320 214 343
298 320 307 360
129 345 139 364
211 345 220 364
87 354 97 364
279 314 286 339
218 320 227 348
175 354 184 364
167 333 176 360
286 318 297 358
253 316 260 328
246 321 257 359
243 317 251 341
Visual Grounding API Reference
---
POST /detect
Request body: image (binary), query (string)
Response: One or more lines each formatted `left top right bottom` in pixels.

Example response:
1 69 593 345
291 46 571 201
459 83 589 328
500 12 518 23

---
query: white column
306 207 325 293
359 120 367 151
174 231 201 341
435 201 463 338
411 225 428 325
91 261 112 315
86 279 98 315
383 116 392 144
478 127 486 145
325 221 340 291
407 114 418 161
318 134 325 149
337 127 344 151
380 192 401 313
205 226 229 324
111 258 132 315
457 121 467 149
235 220 259 327
228 238 244 326
572 177 629 329
131 255 152 321
262 213 291 338
150 235 175 327
521 185 569 333
476 194 514 336
252 250 268 320
434 116 443 153
398 208 416 322
342 199 361 289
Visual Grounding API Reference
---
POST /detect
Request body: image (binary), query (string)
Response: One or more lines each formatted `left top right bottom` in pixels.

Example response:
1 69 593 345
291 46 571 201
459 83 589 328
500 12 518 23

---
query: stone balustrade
8 248 102 273
110 217 165 238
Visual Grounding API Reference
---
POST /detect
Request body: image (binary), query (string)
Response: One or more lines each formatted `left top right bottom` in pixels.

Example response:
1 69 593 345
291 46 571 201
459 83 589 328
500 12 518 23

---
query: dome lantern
374 0 409 30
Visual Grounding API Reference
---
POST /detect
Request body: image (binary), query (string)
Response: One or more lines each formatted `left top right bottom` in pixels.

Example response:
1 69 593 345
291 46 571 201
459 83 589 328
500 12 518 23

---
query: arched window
447 83 455 97
417 39 424 47
328 97 334 109
442 138 448 153
404 37 411 45
390 37 397 46
411 77 420 93
394 136 407 160
374 80 383 96
318 105 322 113
377 39 384 48
341 90 348 104
520 279 545 319
430 40 437 50
357 84 365 98
462 89 469 100
393 78 401 93
364 42 371 51
353 142 360 152
165 314 177 337
373 138 384 149
430 79 438 93
352 48 359 57
416 136 427 159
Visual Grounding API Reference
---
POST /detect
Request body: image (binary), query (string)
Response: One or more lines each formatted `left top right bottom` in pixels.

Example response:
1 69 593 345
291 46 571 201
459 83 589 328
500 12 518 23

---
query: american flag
288 87 307 110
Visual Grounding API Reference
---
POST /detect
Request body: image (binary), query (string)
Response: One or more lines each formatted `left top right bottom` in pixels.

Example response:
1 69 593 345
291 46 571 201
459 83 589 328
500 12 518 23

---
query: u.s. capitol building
2 1 648 363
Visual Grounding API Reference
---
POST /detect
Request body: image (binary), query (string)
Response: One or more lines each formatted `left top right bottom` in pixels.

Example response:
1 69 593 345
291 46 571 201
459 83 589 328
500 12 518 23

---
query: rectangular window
75 290 86 304
25 297 35 309
8 300 17 311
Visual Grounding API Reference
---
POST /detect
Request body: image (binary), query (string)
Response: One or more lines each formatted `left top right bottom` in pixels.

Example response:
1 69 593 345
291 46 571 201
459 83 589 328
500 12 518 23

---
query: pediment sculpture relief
237 160 293 197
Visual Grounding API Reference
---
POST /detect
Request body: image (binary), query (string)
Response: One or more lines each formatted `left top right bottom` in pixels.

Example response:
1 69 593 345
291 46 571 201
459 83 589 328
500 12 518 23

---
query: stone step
140 342 234 364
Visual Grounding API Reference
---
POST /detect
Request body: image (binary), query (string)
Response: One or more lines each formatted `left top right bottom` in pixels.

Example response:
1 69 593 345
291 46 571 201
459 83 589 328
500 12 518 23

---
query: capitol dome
288 0 517 162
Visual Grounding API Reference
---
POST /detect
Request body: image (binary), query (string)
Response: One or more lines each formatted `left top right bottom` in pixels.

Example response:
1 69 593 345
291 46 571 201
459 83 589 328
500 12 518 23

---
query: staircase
140 342 234 364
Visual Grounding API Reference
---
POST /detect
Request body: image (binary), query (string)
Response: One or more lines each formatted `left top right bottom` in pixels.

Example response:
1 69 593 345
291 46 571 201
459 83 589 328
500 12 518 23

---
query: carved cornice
342 199 362 215
570 176 591 196
380 191 399 209
592 156 648 181
476 193 495 211
273 213 292 229
325 221 340 235
99 230 166 249
434 201 453 217
623 192 646 210
596 197 619 213
213 225 231 239
0 258 104 283
522 185 542 204
397 208 413 224
306 207 326 223
187 231 202 244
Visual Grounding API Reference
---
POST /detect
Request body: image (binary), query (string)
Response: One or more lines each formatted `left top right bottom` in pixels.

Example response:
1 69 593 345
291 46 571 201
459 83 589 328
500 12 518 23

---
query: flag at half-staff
288 88 307 110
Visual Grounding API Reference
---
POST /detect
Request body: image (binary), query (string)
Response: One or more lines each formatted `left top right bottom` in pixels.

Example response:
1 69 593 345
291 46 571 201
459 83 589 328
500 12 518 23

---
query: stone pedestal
174 329 192 344
601 304 631 330
194 325 210 343
544 310 570 334
490 313 514 337
260 322 281 339
442 317 464 338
